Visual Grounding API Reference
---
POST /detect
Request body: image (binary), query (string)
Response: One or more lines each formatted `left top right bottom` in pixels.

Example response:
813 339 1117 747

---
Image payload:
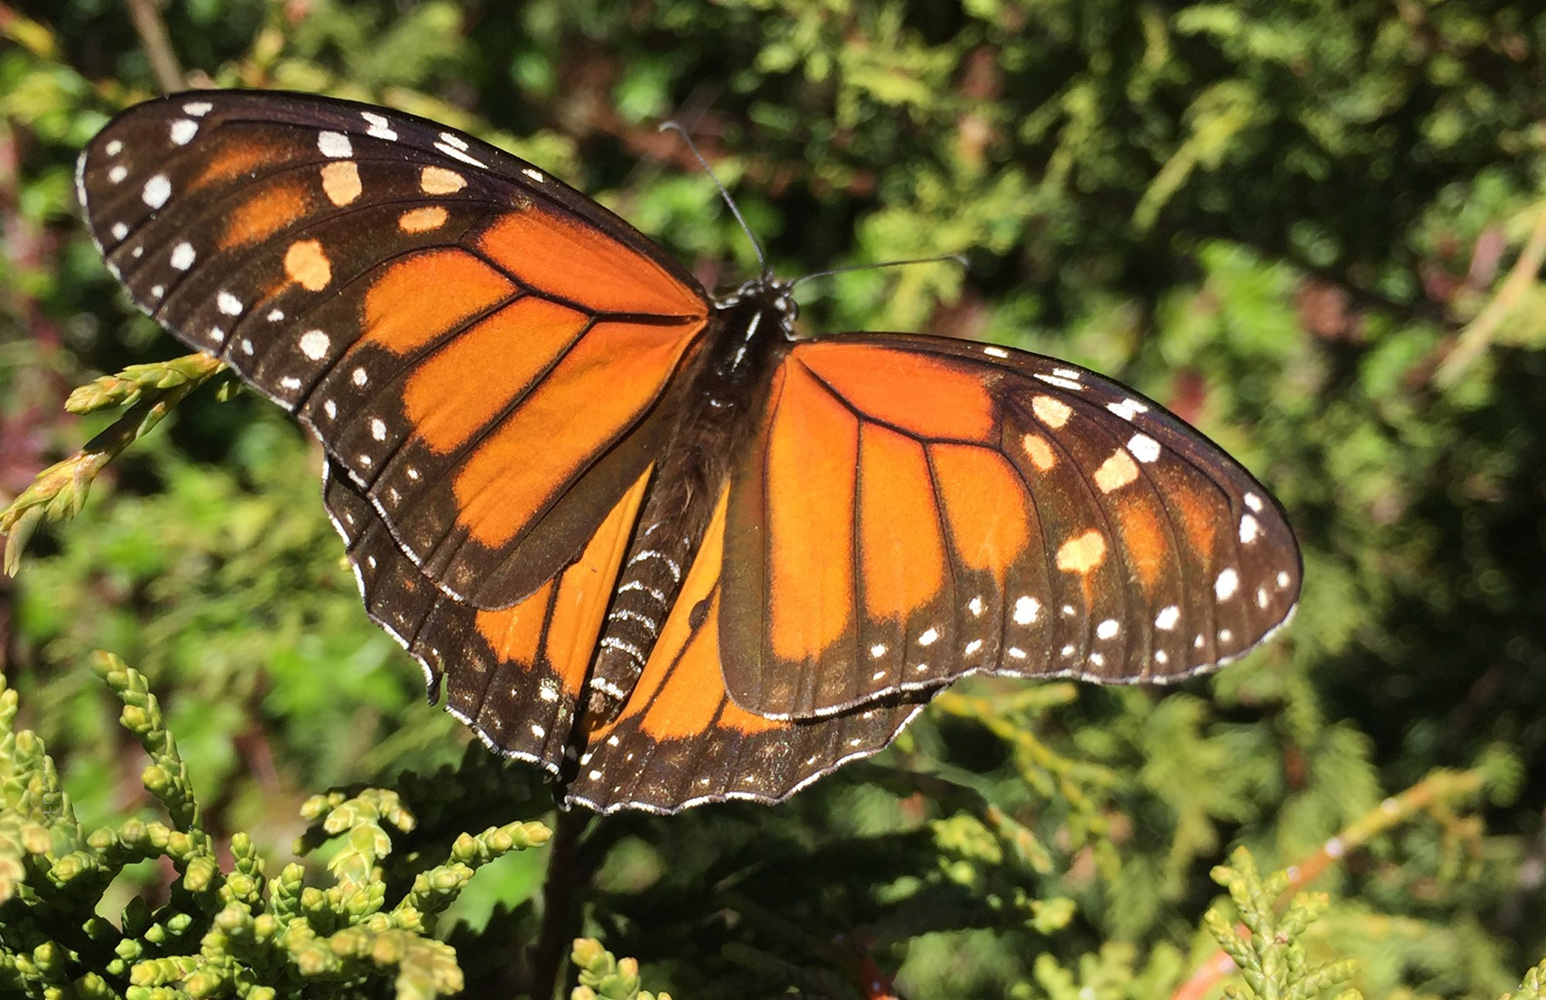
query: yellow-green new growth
1204 847 1360 1000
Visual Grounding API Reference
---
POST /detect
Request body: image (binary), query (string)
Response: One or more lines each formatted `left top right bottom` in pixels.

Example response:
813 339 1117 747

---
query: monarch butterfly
76 91 1301 814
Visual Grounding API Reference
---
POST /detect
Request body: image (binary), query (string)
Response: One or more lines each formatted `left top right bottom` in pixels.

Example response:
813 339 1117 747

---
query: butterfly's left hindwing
77 92 709 611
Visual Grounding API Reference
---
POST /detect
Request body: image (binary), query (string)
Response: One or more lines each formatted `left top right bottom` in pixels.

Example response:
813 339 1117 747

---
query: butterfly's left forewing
78 92 709 610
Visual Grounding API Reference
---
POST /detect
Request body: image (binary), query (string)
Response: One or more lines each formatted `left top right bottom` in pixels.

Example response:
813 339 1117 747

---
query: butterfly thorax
578 275 795 727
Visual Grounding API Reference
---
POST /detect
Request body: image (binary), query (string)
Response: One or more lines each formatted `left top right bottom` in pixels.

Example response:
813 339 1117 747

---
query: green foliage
1206 848 1360 1000
3 0 1546 997
0 655 549 999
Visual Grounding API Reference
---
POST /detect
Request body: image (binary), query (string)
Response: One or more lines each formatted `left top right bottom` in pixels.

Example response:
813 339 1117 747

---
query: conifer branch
0 354 226 576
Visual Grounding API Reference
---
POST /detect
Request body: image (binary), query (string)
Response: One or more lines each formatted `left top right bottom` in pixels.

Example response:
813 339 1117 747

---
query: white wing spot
142 174 171 209
1155 605 1180 630
1096 619 1120 640
1052 367 1082 380
366 555 377 570
1244 492 1265 512
323 399 337 419
110 222 129 241
1089 652 1105 667
869 643 887 658
352 367 368 386
918 628 940 647
1215 568 1240 601
406 466 420 480
131 245 143 258
317 131 353 158
1008 647 1027 659
240 339 254 355
217 291 243 316
108 164 128 184
439 131 469 150
358 454 373 467
298 329 331 360
871 669 887 681
1061 604 1076 616
983 346 1009 358
208 326 225 344
360 111 398 140
1239 514 1262 544
1219 629 1234 645
435 141 487 167
150 284 165 299
279 376 302 390
1276 570 1291 589
1155 650 1169 665
1256 586 1270 609
105 139 123 156
183 101 212 116
1107 398 1149 421
964 639 983 656
1035 373 1083 391
1194 634 1206 649
521 167 545 183
1060 644 1075 657
370 418 387 441
530 724 546 739
968 596 985 617
267 308 285 322
169 242 196 270
1013 595 1040 625
169 119 198 145
1128 433 1161 463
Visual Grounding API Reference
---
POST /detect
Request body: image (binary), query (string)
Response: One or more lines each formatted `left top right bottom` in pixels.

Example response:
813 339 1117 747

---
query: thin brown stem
529 808 594 1000
124 0 184 93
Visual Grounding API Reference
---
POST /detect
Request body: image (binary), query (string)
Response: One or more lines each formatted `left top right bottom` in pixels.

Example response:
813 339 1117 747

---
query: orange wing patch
478 209 707 318
930 443 1029 577
858 423 945 621
403 296 589 454
220 178 311 249
361 250 516 354
766 361 860 663
452 318 695 549
795 343 996 441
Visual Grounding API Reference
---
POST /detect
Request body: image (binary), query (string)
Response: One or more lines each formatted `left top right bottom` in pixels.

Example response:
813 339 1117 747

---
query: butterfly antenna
791 253 969 289
659 121 769 276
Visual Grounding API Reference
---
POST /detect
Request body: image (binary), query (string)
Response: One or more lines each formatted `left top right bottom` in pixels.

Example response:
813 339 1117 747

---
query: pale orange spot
1173 489 1219 563
398 206 449 232
361 250 515 354
283 239 332 291
1093 449 1138 493
1056 529 1106 575
1021 433 1056 471
452 319 693 549
858 423 944 620
190 140 284 190
1032 395 1072 428
931 443 1029 576
220 180 308 249
478 208 707 319
792 344 997 442
420 166 466 194
404 296 590 454
767 362 859 661
320 161 361 206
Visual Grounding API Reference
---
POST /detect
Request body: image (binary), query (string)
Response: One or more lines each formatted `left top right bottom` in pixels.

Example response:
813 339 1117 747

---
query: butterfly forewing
77 92 709 610
718 335 1302 720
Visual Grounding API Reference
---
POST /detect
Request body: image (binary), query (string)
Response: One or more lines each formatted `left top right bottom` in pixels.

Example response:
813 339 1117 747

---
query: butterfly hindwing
77 91 710 610
719 335 1302 720
567 488 928 813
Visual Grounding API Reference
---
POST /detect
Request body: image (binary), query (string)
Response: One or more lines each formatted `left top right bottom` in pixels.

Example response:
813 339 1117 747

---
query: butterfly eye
76 91 1300 813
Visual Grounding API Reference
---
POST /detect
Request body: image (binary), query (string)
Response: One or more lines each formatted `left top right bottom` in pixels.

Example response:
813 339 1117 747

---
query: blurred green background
3 0 1546 997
